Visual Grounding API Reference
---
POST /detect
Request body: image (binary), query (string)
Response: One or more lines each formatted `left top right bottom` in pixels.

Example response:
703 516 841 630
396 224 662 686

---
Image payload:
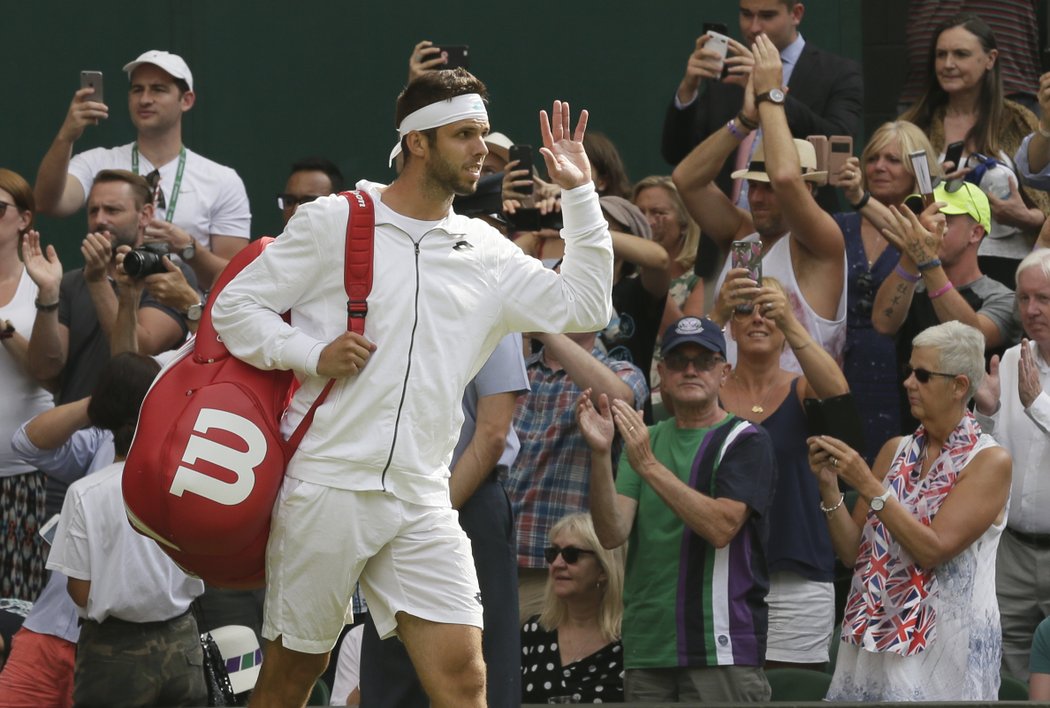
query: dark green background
4 1 860 262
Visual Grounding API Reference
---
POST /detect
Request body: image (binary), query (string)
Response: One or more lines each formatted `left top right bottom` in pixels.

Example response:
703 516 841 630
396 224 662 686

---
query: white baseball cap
123 50 194 91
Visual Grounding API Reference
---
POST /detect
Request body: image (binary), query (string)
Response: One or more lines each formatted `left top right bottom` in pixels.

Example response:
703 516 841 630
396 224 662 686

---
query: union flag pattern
841 412 981 657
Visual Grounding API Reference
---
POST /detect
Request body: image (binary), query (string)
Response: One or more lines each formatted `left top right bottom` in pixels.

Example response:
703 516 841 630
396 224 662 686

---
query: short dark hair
290 157 345 193
92 169 152 210
87 352 161 457
394 69 489 163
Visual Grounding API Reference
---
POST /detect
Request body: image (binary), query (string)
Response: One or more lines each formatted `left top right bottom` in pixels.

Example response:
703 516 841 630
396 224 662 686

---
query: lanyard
131 144 186 223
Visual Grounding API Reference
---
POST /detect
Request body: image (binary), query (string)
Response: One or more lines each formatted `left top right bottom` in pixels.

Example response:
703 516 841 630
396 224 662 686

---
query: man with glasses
277 157 345 226
34 50 251 290
873 182 1022 432
580 316 776 703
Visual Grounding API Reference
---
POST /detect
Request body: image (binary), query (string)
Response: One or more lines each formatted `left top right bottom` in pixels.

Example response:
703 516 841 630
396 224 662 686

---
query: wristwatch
185 301 205 322
179 241 196 261
756 88 786 106
870 488 893 512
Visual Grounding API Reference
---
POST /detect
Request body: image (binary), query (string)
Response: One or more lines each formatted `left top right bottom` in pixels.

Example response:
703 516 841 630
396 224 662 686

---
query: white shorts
262 478 483 654
765 571 834 663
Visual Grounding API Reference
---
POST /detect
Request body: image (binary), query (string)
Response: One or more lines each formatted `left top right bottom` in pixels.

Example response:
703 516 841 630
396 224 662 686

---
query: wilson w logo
168 409 268 505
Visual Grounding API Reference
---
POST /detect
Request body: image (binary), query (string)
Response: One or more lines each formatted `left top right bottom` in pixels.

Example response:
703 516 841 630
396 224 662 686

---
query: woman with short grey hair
808 320 1012 701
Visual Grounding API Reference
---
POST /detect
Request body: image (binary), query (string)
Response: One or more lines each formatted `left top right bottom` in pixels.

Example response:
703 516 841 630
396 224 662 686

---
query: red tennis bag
122 191 374 588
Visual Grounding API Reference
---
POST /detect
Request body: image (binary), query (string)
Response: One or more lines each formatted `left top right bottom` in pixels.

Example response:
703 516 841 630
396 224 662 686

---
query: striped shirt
506 345 648 570
616 415 777 669
900 1 1040 104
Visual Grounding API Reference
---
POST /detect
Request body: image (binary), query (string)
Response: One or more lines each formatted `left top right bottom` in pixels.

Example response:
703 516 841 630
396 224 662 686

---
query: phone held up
702 22 731 79
436 45 470 70
827 136 853 176
80 70 103 104
731 240 762 313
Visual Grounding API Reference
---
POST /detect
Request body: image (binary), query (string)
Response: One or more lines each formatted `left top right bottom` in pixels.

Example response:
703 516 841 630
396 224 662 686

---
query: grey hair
912 321 985 400
1016 248 1050 284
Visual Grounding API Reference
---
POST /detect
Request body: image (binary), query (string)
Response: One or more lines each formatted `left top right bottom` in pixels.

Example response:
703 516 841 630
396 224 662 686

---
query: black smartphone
508 145 534 196
80 70 103 104
944 141 965 171
804 394 866 454
702 21 729 36
436 45 470 70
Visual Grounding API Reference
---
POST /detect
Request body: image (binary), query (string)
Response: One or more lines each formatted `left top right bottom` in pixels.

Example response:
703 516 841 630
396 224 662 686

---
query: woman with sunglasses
810 320 1011 701
900 13 1050 291
0 168 54 603
521 512 626 704
831 121 943 464
717 276 850 671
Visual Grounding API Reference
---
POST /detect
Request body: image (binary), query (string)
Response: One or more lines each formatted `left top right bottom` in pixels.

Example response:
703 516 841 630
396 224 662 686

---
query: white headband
388 93 489 167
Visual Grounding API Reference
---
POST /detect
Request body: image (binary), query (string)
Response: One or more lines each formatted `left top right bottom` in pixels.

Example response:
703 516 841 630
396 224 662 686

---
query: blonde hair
860 121 944 194
632 175 699 270
538 513 626 643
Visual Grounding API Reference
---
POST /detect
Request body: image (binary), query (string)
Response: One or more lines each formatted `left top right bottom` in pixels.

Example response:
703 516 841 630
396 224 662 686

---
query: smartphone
807 135 829 172
731 240 762 284
436 45 470 70
828 136 853 176
39 513 60 546
909 150 935 206
80 70 104 104
944 140 965 171
508 145 534 197
702 25 730 80
804 394 866 453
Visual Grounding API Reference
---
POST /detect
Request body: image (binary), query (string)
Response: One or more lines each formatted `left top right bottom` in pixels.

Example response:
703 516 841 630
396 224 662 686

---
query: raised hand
831 156 864 199
1019 339 1044 409
750 33 783 98
882 203 943 264
407 40 446 83
142 257 200 313
21 230 64 301
610 398 656 475
538 101 591 191
723 38 755 88
58 88 109 143
713 267 761 324
81 233 112 283
576 389 615 453
974 354 1001 415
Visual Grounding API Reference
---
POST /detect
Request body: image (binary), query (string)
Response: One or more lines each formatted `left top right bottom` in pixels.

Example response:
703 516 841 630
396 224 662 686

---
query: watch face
770 88 786 103
871 494 886 511
186 303 203 321
181 244 196 261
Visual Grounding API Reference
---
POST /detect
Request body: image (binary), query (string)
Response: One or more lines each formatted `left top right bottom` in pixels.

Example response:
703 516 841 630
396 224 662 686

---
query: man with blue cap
873 181 1022 431
579 316 778 702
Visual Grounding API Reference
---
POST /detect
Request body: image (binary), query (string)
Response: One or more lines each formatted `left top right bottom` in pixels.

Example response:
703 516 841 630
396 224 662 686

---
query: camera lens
123 248 166 278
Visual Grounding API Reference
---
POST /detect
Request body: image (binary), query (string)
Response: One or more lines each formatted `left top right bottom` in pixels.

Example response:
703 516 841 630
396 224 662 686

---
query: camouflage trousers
74 611 207 708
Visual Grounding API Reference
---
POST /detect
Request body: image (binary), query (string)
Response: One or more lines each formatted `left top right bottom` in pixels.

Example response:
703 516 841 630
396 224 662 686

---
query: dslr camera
122 241 171 278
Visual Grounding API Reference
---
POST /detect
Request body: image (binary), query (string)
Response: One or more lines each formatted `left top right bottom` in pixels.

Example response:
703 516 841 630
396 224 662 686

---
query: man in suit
661 0 863 213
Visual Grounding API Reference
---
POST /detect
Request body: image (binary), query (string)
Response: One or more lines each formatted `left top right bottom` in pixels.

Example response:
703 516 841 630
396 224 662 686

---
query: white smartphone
706 31 730 67
39 513 60 546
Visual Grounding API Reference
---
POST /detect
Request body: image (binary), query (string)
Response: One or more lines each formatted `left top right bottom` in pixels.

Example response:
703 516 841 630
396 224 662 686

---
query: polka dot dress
521 615 624 703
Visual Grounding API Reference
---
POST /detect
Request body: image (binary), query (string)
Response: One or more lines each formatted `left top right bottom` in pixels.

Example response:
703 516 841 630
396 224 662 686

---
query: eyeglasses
544 545 596 565
277 193 323 210
0 200 20 218
903 363 958 384
663 351 724 372
144 169 165 209
732 305 763 321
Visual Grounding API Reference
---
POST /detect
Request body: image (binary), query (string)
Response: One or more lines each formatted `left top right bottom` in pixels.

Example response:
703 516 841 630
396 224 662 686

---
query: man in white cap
211 68 613 708
672 33 846 374
34 50 251 290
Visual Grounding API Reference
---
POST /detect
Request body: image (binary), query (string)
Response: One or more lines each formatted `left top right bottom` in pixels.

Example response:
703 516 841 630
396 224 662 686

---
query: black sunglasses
544 545 596 565
664 351 724 373
277 193 323 210
0 200 19 218
903 363 958 384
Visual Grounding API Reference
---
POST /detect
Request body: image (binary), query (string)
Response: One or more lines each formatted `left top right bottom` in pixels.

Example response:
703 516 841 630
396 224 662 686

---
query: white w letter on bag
169 409 268 505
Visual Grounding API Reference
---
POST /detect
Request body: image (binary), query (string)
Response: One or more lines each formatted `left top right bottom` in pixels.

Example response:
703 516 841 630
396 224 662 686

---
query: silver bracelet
819 492 845 517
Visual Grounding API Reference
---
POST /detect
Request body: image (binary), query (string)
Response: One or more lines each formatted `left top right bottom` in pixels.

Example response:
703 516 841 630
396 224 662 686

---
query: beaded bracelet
820 493 845 517
928 280 954 299
736 111 759 131
916 257 942 272
894 264 920 283
726 118 749 142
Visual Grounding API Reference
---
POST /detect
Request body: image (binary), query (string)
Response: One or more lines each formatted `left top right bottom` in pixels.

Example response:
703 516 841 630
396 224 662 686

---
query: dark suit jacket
661 41 864 210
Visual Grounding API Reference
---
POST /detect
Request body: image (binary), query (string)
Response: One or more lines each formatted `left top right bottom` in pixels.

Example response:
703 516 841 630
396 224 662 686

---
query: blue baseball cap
660 317 726 357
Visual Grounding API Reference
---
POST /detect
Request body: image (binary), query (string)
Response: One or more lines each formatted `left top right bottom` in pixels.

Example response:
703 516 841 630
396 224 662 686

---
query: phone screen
508 145 534 196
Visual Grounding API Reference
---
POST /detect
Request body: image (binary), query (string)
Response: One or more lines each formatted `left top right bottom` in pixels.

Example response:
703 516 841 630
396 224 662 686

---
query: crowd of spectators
5 1 1050 705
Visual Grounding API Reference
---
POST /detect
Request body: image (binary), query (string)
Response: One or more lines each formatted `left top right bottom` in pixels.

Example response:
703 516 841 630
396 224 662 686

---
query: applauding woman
811 321 1011 701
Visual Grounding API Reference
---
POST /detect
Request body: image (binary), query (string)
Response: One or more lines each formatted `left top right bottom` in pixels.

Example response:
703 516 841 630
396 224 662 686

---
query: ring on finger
831 457 839 467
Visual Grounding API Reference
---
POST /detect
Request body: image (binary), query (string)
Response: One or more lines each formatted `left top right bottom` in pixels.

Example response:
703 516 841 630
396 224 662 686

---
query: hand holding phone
943 141 965 173
508 145 534 207
702 23 731 80
827 136 854 176
731 240 762 284
435 45 470 70
80 70 103 104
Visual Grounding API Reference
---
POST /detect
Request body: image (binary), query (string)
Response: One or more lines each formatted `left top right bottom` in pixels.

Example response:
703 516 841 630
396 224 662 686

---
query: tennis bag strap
283 190 375 454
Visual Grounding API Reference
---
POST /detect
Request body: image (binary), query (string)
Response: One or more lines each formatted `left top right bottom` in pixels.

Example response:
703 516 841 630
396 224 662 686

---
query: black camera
123 241 171 278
